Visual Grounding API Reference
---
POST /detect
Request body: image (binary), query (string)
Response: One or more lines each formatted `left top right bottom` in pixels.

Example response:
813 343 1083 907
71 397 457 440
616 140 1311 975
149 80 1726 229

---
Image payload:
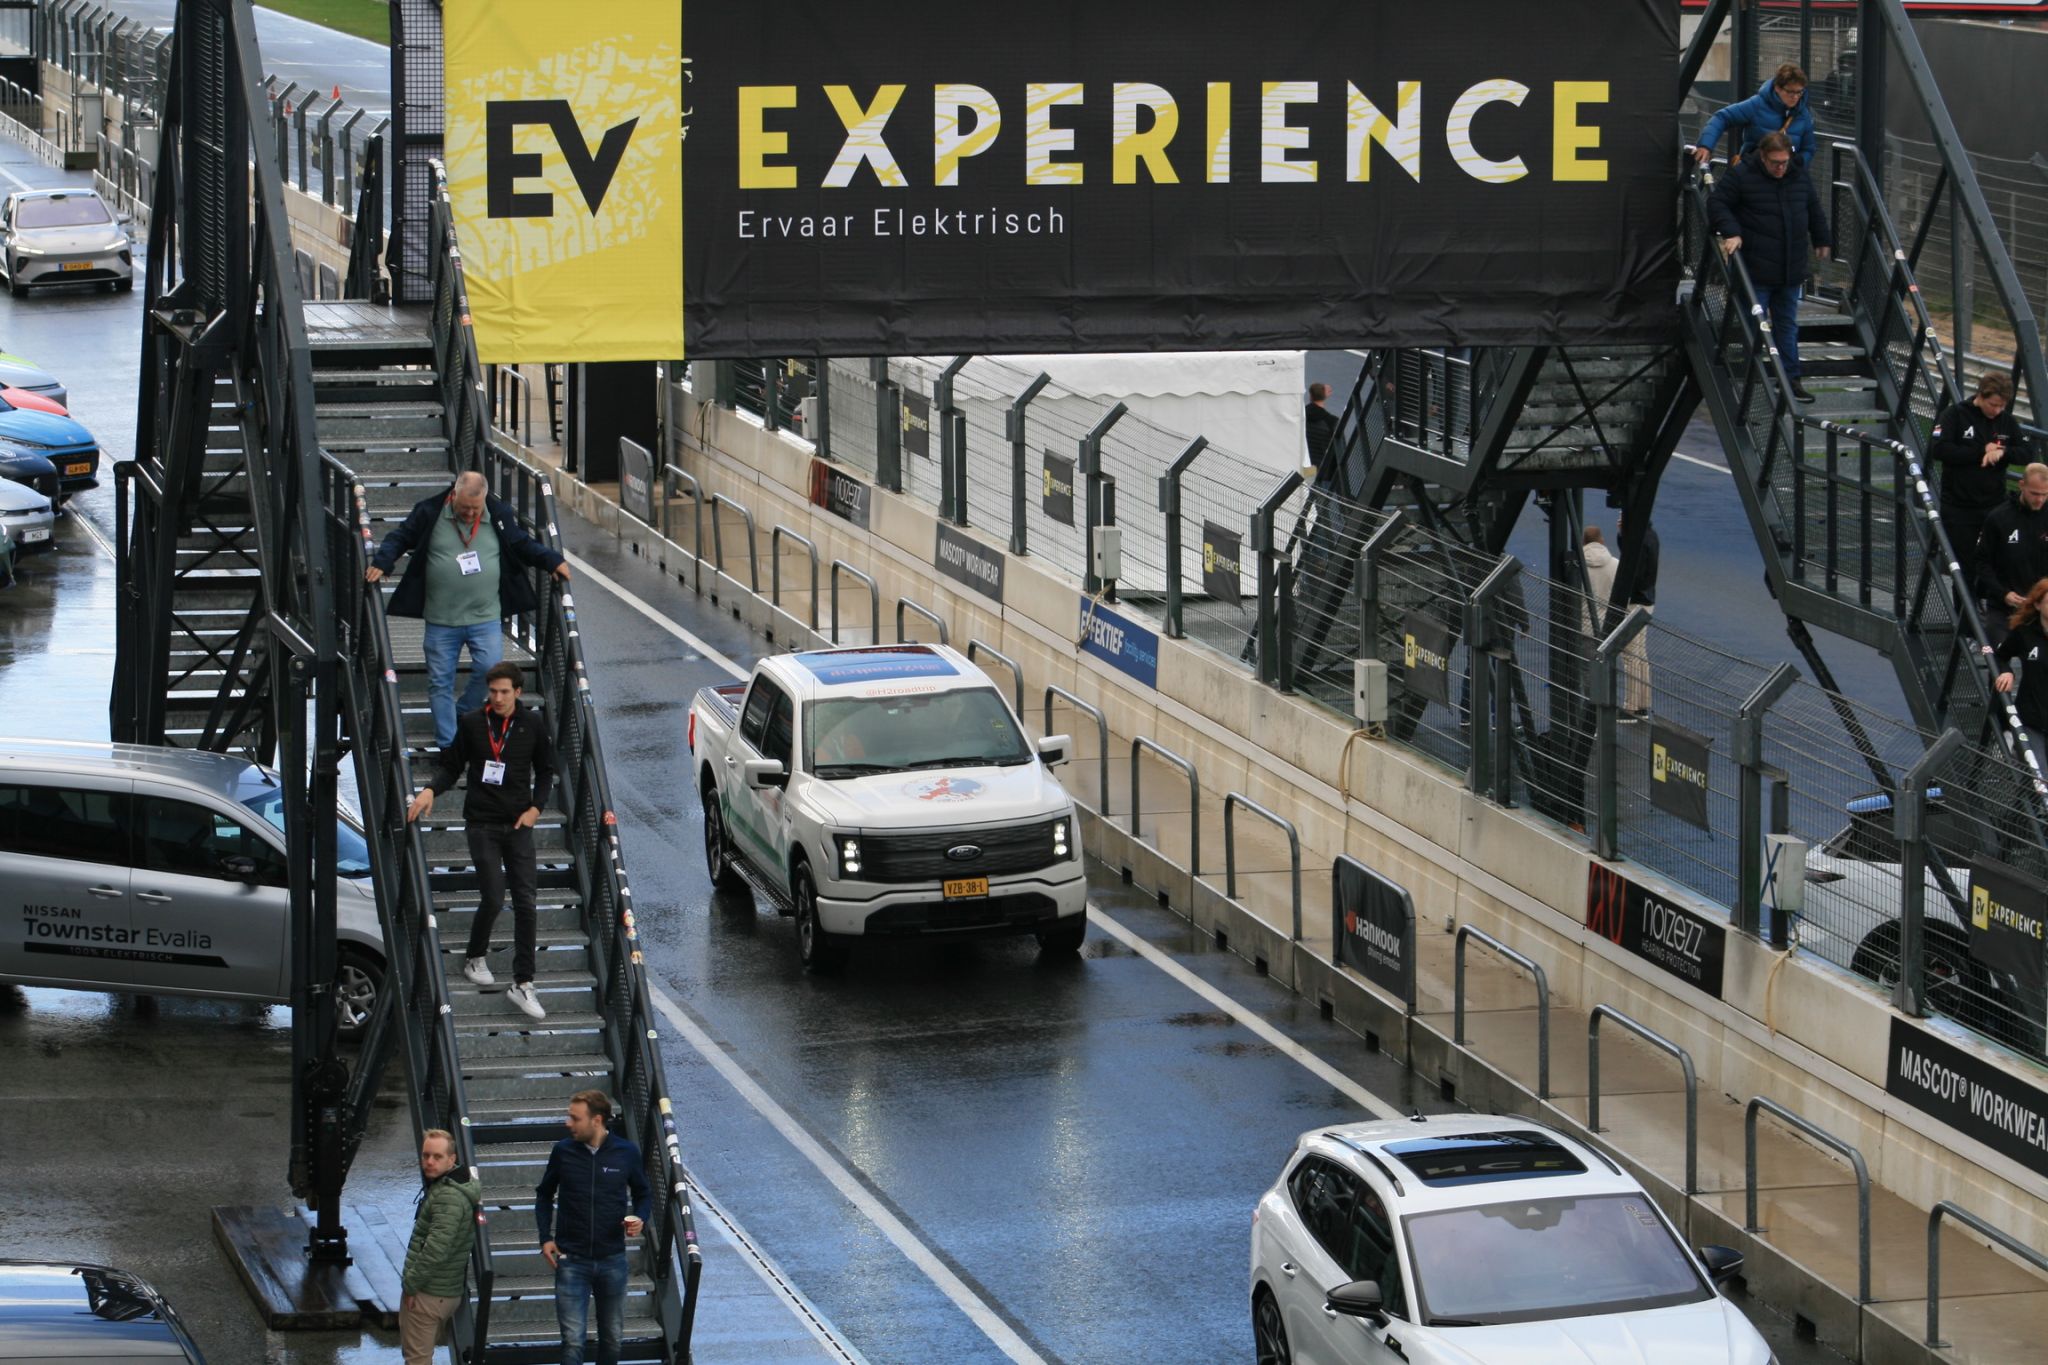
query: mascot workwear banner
445 1 683 362
685 0 1679 357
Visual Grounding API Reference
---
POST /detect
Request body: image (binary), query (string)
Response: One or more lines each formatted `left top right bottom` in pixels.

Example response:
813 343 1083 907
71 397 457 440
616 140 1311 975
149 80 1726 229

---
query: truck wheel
793 863 848 973
1035 917 1086 956
702 785 745 891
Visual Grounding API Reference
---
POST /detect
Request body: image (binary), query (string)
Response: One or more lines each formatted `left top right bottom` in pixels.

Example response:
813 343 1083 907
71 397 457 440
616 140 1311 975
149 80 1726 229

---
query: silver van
0 738 384 1036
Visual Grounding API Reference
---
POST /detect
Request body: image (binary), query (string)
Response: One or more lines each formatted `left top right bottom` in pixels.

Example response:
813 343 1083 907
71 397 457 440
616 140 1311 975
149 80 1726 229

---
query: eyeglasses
1762 157 1791 168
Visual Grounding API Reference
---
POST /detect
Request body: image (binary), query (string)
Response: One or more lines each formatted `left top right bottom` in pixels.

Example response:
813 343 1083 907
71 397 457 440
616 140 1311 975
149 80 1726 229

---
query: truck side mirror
1037 734 1071 768
743 757 786 789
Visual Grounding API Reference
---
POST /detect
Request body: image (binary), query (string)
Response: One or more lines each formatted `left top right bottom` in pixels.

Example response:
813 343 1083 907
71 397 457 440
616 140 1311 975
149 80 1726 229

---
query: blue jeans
1752 283 1804 382
554 1251 629 1365
422 619 502 747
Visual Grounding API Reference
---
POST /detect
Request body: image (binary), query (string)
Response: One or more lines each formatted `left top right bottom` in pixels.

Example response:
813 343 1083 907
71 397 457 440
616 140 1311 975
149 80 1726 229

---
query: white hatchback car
0 188 133 295
1251 1116 1773 1365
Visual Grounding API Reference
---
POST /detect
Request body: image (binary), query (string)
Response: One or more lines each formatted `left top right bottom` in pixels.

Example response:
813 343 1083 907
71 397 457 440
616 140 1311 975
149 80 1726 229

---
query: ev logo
1403 633 1419 668
1652 742 1668 782
486 100 639 218
1973 883 1991 932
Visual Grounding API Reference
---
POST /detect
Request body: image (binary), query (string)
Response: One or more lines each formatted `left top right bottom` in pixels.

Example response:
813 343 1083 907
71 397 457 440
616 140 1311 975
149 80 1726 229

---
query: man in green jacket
401 1129 482 1363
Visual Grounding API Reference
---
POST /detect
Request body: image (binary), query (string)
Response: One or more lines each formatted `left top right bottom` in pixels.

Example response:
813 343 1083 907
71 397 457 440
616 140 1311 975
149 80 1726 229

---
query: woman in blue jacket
1693 63 1817 170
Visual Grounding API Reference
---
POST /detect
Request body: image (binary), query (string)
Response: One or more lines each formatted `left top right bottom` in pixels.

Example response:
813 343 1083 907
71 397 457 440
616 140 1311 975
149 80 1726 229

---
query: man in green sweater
401 1128 482 1363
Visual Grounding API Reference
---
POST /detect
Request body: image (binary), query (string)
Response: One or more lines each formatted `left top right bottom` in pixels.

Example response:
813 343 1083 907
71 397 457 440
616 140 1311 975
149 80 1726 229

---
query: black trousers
465 822 538 984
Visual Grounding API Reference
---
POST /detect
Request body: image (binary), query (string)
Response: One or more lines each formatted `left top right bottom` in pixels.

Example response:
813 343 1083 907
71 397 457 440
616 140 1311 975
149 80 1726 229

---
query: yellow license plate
60 261 91 272
65 461 91 475
942 877 989 900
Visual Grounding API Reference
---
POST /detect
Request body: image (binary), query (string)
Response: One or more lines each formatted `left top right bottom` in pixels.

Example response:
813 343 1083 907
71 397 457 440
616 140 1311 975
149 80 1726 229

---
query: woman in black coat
1993 578 2048 775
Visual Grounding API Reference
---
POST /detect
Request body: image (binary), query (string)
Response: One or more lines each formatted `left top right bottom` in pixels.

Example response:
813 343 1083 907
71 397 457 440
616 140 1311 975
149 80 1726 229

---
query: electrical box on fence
1354 659 1388 725
797 396 818 432
1091 526 1122 581
1764 834 1808 918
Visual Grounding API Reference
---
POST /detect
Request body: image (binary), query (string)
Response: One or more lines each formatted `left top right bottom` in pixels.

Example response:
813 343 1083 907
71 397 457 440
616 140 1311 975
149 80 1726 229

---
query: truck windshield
806 688 1032 776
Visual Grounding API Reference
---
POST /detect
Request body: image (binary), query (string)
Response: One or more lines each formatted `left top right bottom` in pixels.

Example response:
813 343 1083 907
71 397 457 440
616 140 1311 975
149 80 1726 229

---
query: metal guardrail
966 639 1023 716
1043 685 1111 817
1587 1005 1698 1195
895 596 949 645
1132 737 1200 877
828 559 878 644
1222 792 1301 942
769 525 818 630
1745 1096 1870 1303
1453 924 1551 1099
709 491 759 592
660 463 704 587
491 365 532 448
1925 1200 2048 1348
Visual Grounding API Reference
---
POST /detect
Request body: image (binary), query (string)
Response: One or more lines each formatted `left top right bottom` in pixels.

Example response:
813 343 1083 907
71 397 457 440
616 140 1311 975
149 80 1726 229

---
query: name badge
457 550 483 576
481 760 506 785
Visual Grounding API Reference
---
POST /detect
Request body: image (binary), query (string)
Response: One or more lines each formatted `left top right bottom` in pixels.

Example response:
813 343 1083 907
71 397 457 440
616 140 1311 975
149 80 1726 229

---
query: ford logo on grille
945 844 982 862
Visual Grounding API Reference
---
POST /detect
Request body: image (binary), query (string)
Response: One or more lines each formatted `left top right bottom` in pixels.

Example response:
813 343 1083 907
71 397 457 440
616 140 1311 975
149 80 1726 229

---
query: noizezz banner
684 1 1680 357
1586 864 1726 998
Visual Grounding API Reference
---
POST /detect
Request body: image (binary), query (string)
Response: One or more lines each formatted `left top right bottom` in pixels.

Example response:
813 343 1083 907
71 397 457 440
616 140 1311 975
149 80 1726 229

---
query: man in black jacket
408 661 556 1020
1709 130 1833 403
369 470 570 749
1305 382 1338 482
1933 372 2032 600
536 1089 650 1365
1976 463 2048 633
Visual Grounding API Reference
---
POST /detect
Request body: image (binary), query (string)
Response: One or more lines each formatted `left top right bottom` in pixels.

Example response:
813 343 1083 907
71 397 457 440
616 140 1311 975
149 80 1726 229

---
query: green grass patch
258 0 390 46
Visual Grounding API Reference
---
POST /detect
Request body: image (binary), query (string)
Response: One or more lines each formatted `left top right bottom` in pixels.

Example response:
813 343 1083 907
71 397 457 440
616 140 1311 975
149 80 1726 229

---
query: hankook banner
446 1 684 362
1333 855 1416 1009
684 1 1680 356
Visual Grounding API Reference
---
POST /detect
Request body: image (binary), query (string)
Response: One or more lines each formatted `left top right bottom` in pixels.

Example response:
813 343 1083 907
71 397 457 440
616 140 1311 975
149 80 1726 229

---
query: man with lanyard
369 469 570 750
409 661 556 1020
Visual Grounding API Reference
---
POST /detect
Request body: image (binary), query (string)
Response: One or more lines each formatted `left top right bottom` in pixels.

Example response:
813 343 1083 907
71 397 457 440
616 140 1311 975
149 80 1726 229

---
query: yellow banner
445 1 682 362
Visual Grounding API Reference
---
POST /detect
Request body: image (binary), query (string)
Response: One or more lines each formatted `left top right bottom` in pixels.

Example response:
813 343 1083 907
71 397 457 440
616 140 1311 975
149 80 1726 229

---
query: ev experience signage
1202 520 1243 605
1649 717 1712 831
1042 451 1076 525
1401 613 1453 705
1970 858 2047 999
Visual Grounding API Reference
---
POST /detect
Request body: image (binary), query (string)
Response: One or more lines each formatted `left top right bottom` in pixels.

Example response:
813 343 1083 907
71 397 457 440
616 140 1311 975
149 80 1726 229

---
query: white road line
647 987 1048 1365
689 1179 870 1365
1083 908 1404 1121
564 551 750 679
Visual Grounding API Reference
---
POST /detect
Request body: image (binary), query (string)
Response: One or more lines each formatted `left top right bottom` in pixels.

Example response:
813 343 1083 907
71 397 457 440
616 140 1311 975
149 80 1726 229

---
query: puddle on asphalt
1164 1009 1232 1028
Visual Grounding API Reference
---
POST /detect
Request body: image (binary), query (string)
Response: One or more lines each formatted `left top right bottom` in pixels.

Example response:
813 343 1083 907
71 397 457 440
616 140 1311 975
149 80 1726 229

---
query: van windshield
239 785 373 876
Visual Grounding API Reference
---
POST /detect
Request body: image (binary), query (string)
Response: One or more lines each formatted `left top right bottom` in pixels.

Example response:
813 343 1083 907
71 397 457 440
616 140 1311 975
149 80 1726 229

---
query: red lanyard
487 710 513 761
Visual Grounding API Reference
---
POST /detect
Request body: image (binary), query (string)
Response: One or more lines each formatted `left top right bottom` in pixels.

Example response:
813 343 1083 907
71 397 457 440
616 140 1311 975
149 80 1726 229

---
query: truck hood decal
810 763 1070 828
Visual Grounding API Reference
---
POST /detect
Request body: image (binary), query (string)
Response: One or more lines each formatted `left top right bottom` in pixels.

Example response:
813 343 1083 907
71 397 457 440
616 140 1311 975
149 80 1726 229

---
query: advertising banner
1970 858 2047 998
445 1 684 361
1042 451 1076 525
903 391 933 459
1401 613 1453 705
809 459 871 529
1649 718 1712 831
684 1 1680 356
1885 1017 2048 1180
1333 855 1416 1009
1202 520 1243 605
1079 597 1160 687
934 523 1005 602
1586 864 1727 998
619 437 655 525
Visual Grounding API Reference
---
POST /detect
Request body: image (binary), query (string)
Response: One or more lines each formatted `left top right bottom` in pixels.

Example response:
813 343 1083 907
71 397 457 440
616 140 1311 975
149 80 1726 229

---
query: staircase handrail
426 160 703 1357
323 454 499 1352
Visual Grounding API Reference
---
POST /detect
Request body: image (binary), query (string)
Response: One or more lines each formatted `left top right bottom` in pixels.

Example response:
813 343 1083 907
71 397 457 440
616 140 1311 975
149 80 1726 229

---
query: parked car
0 738 386 1039
0 347 69 407
0 1259 206 1361
0 475 55 561
0 402 100 497
1 383 66 415
0 445 59 502
0 187 133 295
1252 1116 1771 1365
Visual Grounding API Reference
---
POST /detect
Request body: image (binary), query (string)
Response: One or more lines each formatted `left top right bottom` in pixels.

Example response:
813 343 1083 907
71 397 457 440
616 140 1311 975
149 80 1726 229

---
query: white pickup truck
689 643 1089 970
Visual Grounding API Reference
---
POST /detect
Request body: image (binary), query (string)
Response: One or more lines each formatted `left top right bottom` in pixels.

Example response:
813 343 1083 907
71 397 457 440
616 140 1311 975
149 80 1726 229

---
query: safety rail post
1734 663 1799 941
1893 728 1965 1017
1132 737 1201 876
1158 436 1209 638
1745 1097 1870 1303
1043 685 1112 817
1588 1005 1698 1195
1591 607 1652 860
762 359 783 434
1252 471 1305 687
875 360 904 493
1465 556 1522 804
1926 1201 2048 1348
770 525 820 630
1080 402 1129 595
1274 559 1298 694
661 464 704 593
1005 371 1051 556
935 355 969 524
966 639 1024 716
829 559 879 645
1454 924 1551 1098
895 596 949 645
1356 509 1406 661
707 492 760 593
316 98 339 204
1222 792 1302 942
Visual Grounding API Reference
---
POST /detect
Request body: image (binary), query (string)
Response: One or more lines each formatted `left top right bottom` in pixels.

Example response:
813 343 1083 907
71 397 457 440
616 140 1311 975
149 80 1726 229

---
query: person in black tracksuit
1931 372 2032 602
536 1089 651 1365
407 660 557 1021
1994 581 2048 776
1975 466 2048 643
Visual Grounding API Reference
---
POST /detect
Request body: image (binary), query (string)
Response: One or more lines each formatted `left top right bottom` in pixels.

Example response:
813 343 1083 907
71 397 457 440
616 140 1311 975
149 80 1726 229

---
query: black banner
1586 864 1726 998
1970 858 2047 999
809 459 871 529
1333 855 1415 1008
1401 613 1453 705
903 391 932 459
1202 520 1242 605
1885 1017 2048 1181
1042 451 1076 525
1649 718 1712 831
935 522 1005 602
684 2 1680 356
620 437 655 525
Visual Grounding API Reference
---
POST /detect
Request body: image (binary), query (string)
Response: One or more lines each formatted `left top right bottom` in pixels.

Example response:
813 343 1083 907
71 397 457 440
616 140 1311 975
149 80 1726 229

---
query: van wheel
334 948 383 1042
702 785 744 891
1035 918 1086 956
793 863 847 973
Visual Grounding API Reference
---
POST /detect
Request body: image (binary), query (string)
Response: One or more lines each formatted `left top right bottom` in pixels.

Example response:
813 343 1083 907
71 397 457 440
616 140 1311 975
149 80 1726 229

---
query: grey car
0 1260 205 1362
0 738 385 1037
0 188 134 295
0 474 55 560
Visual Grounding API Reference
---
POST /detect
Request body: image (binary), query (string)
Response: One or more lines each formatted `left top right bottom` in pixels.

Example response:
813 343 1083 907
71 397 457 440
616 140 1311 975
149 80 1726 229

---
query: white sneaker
462 957 495 986
507 982 546 1020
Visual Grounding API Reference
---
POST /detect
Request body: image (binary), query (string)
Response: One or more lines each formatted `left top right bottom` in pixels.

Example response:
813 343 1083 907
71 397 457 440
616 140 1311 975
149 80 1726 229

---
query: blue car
0 400 98 498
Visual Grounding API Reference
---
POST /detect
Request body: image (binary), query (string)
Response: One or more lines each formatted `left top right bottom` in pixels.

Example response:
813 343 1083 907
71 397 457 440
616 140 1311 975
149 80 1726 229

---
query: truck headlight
836 834 862 878
1052 817 1070 860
